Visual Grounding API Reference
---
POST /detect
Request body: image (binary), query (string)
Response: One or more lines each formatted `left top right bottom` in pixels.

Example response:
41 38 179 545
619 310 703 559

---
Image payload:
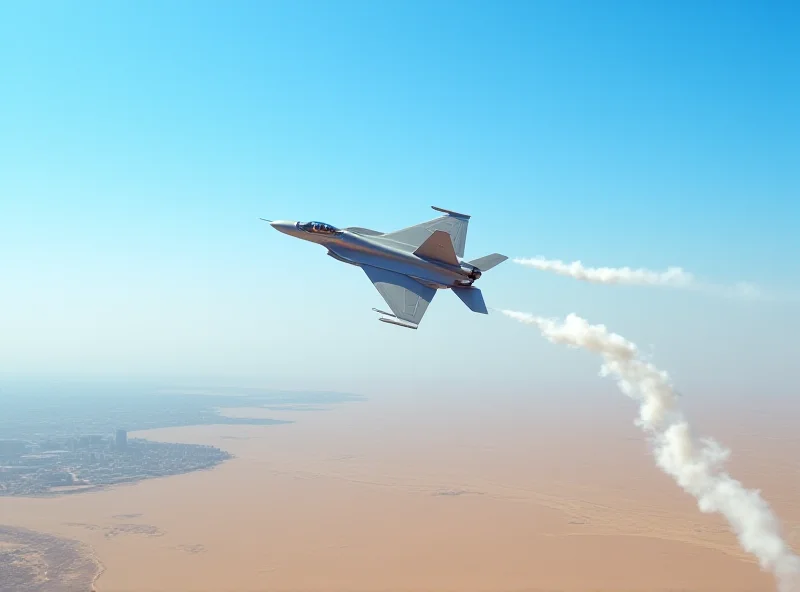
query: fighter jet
264 206 507 329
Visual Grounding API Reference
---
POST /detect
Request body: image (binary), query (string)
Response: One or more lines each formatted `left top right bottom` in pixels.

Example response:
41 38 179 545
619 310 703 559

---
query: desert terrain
1 389 798 592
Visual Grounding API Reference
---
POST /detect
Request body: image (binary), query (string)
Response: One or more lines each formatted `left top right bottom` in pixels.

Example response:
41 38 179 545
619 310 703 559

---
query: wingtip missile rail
378 317 418 330
372 308 418 329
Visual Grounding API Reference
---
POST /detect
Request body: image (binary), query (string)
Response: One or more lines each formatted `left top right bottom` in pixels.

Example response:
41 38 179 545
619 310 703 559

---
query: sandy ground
0 525 101 592
1 390 798 592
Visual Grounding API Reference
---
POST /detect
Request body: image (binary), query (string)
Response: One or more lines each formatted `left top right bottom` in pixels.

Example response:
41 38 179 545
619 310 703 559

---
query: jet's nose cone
269 220 297 234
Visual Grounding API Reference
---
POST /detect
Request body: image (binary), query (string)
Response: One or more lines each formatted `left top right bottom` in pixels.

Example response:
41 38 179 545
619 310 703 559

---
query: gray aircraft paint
265 207 507 329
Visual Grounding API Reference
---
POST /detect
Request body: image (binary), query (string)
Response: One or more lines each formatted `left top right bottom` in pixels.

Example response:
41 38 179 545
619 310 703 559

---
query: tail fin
414 230 459 265
468 253 508 272
453 286 488 314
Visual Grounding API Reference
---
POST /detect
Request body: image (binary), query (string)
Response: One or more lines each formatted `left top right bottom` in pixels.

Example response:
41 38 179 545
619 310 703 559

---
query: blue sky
1 1 798 397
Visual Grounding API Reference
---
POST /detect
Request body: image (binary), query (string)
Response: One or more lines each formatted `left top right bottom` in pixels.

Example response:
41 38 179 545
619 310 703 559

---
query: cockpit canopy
298 221 340 234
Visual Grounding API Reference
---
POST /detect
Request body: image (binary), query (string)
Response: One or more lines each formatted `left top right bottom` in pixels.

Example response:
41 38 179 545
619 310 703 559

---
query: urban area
0 430 230 496
0 383 362 497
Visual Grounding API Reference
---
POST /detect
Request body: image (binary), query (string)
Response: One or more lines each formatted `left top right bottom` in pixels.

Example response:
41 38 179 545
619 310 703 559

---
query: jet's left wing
362 265 436 326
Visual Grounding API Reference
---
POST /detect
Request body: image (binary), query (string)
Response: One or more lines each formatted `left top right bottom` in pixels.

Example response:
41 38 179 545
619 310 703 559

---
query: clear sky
2 1 798 397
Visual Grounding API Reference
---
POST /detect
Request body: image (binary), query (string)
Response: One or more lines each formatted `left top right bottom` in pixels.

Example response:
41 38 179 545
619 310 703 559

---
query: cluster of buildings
0 431 230 496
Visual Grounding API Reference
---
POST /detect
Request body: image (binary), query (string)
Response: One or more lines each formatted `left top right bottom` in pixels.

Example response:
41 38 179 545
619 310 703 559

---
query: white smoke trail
514 257 695 287
513 257 772 301
501 309 800 592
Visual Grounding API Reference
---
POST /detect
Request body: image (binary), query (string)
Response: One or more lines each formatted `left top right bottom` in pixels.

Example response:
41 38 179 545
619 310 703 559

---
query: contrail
513 257 769 301
500 309 800 592
514 257 695 287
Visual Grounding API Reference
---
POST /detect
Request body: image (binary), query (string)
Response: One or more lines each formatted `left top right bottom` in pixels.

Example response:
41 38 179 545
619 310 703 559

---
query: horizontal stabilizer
413 230 459 265
468 253 508 272
453 286 488 314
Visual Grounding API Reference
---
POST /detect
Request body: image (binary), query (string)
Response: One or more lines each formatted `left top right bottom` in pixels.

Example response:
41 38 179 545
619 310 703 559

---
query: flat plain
1 389 798 592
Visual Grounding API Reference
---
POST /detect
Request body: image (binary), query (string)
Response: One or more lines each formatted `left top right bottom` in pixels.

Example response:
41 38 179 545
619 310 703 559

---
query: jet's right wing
362 265 436 326
381 206 469 258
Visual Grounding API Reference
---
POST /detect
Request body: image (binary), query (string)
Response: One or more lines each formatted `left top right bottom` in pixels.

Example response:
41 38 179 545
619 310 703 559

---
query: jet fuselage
269 220 480 290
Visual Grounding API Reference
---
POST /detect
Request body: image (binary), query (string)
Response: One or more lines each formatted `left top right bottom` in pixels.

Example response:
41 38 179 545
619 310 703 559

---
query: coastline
2 394 796 592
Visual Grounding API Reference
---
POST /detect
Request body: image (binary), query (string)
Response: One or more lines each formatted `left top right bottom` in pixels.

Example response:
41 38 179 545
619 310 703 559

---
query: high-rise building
115 429 127 451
